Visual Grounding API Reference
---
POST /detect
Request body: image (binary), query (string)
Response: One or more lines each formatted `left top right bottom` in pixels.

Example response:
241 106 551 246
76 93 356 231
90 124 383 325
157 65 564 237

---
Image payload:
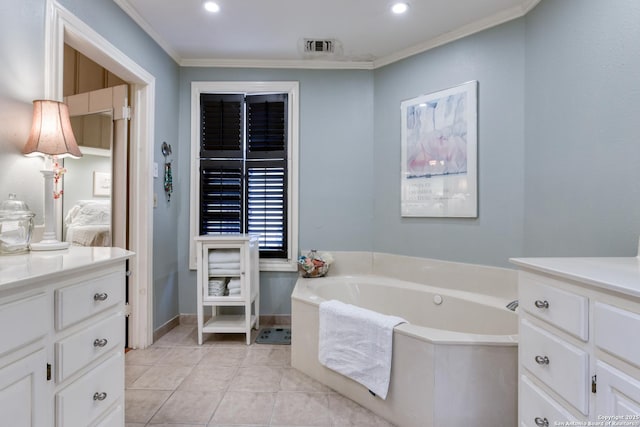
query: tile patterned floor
125 324 395 427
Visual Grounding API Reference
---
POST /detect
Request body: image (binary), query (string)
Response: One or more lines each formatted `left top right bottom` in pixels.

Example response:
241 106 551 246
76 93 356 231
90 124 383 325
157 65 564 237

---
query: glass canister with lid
0 193 35 254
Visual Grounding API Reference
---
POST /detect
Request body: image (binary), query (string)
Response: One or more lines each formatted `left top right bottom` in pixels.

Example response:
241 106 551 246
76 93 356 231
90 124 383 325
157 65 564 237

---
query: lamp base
30 240 70 251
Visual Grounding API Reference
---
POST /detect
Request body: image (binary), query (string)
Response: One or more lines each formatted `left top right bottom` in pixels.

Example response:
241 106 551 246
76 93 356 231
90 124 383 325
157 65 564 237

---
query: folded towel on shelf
227 279 241 290
208 262 241 270
228 288 241 295
208 250 241 263
207 269 239 276
318 300 406 400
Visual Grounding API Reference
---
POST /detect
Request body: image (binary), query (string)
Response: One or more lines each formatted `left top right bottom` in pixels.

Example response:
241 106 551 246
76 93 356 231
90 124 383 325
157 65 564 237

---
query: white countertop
0 246 134 290
510 257 640 298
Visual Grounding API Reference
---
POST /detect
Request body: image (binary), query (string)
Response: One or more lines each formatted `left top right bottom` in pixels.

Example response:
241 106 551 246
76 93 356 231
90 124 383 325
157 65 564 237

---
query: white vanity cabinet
512 257 640 426
195 235 260 345
0 247 132 427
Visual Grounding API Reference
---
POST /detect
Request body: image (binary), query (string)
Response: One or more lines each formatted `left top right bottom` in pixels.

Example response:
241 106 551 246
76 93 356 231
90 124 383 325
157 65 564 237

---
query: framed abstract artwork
400 80 478 217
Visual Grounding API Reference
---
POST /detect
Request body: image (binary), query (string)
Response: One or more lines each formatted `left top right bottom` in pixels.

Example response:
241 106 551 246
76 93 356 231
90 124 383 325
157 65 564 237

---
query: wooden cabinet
195 235 260 345
0 247 132 427
512 257 640 426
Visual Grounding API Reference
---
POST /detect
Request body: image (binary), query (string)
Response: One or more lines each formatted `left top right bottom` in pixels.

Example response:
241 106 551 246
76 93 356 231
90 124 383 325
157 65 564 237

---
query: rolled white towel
227 282 241 290
228 288 241 295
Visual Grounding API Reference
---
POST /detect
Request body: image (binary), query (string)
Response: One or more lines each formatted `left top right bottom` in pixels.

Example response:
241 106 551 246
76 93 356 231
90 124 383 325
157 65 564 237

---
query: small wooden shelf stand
195 235 260 345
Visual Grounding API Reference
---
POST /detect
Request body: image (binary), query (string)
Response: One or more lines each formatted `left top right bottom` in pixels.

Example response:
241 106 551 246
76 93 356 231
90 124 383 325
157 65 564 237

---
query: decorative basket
298 250 332 278
298 262 330 278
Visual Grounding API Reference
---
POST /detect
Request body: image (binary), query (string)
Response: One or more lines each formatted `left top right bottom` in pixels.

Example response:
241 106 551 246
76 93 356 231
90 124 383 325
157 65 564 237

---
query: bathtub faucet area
506 299 519 311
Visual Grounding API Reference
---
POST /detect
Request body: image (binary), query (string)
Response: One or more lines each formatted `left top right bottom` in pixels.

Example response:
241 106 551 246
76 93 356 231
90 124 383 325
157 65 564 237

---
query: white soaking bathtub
291 252 518 427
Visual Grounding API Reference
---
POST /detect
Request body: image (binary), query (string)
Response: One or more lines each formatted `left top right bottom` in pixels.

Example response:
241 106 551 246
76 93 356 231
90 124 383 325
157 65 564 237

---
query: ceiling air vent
304 39 335 54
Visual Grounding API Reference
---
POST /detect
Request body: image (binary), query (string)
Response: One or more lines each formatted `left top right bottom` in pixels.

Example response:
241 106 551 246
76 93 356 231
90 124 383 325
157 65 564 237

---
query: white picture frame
93 171 112 197
400 80 478 217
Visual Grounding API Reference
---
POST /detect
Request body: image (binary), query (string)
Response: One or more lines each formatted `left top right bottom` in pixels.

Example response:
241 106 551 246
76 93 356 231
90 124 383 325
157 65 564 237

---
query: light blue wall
372 20 526 268
177 68 375 315
523 0 640 257
0 0 181 330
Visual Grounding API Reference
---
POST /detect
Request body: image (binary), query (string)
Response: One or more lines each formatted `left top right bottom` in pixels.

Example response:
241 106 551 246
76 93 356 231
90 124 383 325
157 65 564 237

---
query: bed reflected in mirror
64 112 113 246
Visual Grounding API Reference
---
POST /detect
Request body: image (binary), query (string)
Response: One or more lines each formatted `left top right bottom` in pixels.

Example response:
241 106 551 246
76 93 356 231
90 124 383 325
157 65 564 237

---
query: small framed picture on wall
93 171 112 197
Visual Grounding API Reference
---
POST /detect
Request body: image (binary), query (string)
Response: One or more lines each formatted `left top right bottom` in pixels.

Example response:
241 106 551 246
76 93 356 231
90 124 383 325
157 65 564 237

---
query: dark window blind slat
246 164 287 258
200 94 243 157
246 94 287 158
200 160 243 235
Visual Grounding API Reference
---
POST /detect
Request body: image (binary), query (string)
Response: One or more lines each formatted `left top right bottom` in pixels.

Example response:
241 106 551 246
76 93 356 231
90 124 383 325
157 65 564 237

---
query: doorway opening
45 0 154 348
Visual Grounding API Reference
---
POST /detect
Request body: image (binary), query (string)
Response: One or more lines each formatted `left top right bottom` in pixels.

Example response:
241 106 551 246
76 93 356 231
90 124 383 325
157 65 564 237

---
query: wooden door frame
45 0 154 348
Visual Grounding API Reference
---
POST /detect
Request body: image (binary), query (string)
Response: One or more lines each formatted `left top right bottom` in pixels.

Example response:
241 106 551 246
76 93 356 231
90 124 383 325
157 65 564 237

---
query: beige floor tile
242 346 291 367
129 365 193 390
125 346 171 365
198 345 249 367
150 390 223 424
147 424 206 427
156 346 208 366
210 391 276 425
228 366 284 392
178 365 237 392
124 389 172 423
125 424 146 427
270 391 331 426
280 368 330 393
125 364 151 387
154 325 197 346
328 394 395 427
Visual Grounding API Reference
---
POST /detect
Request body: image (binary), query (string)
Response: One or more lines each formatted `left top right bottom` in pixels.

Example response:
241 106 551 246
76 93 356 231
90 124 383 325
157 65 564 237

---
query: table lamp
23 100 82 250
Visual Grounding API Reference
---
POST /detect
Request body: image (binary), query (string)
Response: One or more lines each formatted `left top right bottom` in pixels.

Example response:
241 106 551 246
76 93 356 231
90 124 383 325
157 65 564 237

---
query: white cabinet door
595 361 640 419
0 349 48 427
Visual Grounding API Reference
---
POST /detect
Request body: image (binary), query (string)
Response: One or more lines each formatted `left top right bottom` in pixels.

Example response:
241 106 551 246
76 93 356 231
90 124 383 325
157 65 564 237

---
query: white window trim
190 81 299 272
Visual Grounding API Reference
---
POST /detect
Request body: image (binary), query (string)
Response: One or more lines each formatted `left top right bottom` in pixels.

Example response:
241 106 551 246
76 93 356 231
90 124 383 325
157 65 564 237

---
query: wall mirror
64 111 113 246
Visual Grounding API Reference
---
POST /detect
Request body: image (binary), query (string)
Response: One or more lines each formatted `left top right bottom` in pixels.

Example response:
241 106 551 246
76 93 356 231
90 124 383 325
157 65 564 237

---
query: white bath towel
318 300 406 400
227 278 241 289
208 262 241 270
208 250 240 263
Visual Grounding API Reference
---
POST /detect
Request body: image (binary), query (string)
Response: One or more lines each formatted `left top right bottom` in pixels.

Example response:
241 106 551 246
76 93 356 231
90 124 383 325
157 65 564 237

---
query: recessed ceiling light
203 1 220 13
391 2 409 14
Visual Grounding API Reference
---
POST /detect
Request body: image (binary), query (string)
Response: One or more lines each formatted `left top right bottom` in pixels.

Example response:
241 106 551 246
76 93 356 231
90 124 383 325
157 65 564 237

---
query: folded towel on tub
318 299 406 400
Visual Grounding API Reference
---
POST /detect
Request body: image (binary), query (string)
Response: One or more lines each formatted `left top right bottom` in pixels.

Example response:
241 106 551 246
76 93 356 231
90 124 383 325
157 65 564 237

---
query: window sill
260 258 298 272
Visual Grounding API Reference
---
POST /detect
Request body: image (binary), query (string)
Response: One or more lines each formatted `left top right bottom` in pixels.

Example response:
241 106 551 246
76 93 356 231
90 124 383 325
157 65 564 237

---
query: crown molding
373 0 542 69
113 0 182 64
179 57 374 70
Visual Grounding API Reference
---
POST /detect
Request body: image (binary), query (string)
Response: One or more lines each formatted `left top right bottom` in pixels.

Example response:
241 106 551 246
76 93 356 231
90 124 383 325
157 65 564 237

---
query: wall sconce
23 100 82 251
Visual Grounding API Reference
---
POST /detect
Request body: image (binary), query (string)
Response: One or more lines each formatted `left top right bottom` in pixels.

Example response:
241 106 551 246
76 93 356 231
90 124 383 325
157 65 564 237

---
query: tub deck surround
291 252 519 427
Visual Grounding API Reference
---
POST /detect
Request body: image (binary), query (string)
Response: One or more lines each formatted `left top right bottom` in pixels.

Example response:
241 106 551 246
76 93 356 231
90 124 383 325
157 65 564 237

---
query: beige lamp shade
22 100 82 158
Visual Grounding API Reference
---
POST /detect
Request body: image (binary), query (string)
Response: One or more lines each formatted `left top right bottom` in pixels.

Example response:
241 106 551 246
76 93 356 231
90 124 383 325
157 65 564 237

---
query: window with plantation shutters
199 93 288 259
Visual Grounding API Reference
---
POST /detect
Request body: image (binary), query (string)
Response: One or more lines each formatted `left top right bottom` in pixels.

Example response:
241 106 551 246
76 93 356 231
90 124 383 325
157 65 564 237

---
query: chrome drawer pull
93 392 107 401
93 338 108 348
534 417 549 427
534 300 549 309
535 355 550 365
93 292 108 301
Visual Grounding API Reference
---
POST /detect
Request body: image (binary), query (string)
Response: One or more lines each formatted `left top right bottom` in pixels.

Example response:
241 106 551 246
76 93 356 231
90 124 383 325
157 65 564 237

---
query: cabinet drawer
0 293 48 357
520 375 579 426
520 319 589 415
55 313 124 382
595 303 640 369
55 270 124 330
520 272 588 340
56 351 123 427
